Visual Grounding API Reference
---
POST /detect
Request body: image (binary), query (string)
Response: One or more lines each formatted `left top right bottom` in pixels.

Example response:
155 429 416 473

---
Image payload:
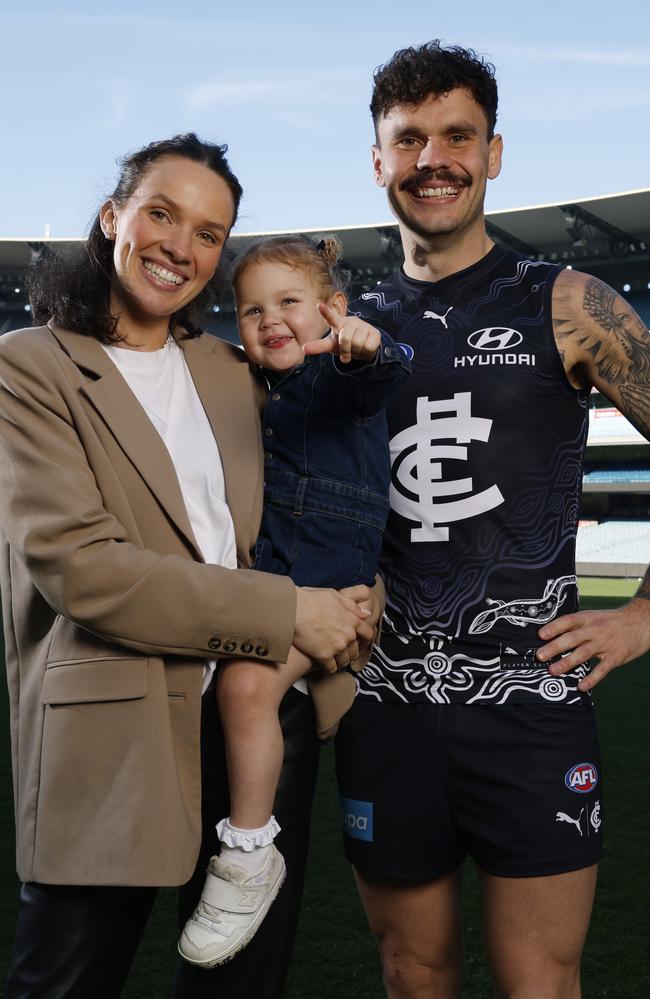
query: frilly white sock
216 816 281 876
216 815 280 851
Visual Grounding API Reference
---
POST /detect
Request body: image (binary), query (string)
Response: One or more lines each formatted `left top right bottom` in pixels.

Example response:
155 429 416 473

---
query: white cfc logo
390 391 504 542
590 800 602 833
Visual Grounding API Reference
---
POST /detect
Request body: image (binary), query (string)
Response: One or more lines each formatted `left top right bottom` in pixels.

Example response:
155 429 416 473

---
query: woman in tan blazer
0 134 373 998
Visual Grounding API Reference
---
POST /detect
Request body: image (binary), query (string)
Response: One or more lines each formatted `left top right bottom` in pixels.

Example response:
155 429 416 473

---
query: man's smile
415 186 460 199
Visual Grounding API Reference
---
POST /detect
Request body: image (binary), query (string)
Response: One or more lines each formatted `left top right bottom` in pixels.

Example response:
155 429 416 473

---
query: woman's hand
293 585 374 673
339 579 384 670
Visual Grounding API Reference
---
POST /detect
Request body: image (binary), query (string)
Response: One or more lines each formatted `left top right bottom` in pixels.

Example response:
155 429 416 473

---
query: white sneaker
178 845 286 967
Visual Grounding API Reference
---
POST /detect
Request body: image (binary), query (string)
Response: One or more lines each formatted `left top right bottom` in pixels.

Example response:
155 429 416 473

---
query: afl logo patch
565 762 599 794
467 327 523 350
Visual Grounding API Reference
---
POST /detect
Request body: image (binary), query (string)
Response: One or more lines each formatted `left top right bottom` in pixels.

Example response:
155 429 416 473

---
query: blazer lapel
49 323 202 558
180 334 261 562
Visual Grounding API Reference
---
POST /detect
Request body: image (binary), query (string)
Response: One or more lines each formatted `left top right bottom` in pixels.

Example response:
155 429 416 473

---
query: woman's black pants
4 686 321 999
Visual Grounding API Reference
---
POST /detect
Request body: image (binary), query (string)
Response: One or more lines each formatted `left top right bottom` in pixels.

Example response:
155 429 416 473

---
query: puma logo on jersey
556 809 585 836
423 307 453 328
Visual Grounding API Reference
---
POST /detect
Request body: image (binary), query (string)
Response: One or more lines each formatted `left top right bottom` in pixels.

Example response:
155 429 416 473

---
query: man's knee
494 964 580 999
356 869 464 998
373 916 463 999
380 944 462 998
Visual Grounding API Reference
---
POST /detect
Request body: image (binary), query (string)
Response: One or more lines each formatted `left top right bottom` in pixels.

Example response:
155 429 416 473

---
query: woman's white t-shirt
102 336 237 688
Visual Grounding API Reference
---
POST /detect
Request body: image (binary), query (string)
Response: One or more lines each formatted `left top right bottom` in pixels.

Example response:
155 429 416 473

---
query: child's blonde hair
232 234 348 301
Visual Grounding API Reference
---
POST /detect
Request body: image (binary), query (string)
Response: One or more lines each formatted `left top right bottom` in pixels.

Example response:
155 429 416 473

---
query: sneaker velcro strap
202 871 266 914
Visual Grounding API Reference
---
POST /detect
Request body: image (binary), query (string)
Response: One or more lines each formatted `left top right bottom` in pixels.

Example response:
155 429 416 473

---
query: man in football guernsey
335 40 650 999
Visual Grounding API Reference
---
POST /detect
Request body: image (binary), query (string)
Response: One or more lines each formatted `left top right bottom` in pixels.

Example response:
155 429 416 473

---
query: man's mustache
399 170 470 192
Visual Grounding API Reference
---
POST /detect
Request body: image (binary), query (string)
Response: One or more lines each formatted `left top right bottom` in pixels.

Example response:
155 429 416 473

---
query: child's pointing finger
318 300 346 330
302 330 339 356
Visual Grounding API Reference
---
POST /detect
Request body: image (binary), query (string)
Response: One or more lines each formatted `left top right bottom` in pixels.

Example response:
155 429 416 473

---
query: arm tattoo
556 277 650 440
584 280 625 336
583 278 650 382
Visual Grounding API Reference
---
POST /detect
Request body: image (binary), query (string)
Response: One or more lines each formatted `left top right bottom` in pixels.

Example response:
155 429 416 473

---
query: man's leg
479 865 598 999
354 870 463 999
4 882 157 999
336 700 465 998
446 702 602 999
173 684 321 999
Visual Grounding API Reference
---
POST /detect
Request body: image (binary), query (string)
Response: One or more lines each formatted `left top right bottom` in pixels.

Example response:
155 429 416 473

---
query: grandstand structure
1 189 649 581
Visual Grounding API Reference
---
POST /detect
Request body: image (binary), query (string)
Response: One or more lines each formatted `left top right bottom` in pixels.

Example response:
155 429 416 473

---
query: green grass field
2 593 649 997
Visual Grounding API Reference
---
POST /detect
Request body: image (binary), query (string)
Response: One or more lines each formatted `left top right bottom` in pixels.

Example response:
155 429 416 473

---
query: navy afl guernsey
353 246 590 705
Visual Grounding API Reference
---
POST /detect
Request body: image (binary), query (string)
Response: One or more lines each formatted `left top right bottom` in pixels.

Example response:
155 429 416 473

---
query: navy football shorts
335 698 603 880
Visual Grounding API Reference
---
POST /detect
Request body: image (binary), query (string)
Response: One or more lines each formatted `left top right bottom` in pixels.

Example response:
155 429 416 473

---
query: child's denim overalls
253 333 410 587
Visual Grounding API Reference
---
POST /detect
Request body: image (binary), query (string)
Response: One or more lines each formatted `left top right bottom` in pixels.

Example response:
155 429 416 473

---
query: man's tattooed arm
553 270 650 612
552 269 650 440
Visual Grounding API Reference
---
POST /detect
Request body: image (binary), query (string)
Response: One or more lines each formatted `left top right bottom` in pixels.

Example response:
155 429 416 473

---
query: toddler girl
179 235 409 968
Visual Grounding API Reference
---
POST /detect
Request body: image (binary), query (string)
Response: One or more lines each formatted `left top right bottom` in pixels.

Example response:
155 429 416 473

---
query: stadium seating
576 520 650 576
583 467 650 484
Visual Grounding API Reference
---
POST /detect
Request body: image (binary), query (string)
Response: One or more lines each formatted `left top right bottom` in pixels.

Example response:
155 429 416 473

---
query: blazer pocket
41 658 148 705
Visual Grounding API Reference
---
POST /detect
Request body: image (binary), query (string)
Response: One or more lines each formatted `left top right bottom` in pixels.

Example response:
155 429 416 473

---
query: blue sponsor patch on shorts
339 795 373 842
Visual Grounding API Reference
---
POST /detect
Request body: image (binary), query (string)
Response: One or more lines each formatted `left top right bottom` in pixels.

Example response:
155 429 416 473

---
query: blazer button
208 635 221 651
240 641 253 654
223 639 237 653
255 645 269 657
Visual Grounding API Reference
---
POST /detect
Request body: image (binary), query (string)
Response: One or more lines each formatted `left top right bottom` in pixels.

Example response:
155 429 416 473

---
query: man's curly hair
371 40 498 139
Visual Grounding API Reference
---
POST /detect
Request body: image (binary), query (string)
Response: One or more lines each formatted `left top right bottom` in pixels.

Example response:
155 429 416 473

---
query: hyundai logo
467 327 524 350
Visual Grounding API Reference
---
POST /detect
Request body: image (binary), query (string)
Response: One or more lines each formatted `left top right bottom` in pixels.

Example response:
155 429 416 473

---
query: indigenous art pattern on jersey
352 247 591 705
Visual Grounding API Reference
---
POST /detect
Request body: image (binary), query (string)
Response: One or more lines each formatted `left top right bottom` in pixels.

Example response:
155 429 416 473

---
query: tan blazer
0 323 301 887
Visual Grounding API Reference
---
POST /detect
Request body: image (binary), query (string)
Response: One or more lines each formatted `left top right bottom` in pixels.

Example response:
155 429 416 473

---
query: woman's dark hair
29 133 243 341
371 41 498 139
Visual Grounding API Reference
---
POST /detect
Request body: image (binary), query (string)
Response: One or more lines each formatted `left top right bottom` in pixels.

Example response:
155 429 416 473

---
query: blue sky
2 0 649 238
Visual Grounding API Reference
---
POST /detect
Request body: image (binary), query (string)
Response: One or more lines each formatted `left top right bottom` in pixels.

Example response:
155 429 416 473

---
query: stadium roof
486 189 650 269
2 188 649 280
